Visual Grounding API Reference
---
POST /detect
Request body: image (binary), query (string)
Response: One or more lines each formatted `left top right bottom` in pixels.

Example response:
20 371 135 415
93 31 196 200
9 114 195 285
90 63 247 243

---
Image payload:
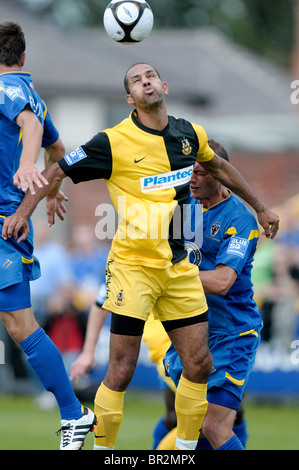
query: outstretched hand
257 207 280 239
46 190 69 227
13 162 49 195
69 351 95 384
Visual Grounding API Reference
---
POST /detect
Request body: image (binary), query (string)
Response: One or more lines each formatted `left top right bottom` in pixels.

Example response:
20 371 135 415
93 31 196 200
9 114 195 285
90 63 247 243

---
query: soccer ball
103 0 154 44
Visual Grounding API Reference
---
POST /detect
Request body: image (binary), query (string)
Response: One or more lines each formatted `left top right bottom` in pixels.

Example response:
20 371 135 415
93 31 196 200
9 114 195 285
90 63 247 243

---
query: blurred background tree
18 0 294 68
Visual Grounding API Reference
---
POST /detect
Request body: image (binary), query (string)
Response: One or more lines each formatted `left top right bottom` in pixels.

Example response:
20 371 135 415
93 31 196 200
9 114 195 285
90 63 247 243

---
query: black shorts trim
110 312 145 336
162 310 209 333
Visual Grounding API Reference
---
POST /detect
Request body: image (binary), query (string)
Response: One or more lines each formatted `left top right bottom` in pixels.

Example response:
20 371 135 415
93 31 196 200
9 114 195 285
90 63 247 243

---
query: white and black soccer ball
103 0 154 44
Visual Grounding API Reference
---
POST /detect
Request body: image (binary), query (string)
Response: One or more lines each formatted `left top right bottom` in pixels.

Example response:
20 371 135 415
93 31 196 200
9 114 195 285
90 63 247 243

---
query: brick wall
230 151 299 209
65 179 111 231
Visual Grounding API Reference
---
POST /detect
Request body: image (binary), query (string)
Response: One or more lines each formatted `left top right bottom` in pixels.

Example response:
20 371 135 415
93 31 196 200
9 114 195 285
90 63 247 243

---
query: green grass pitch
0 392 298 450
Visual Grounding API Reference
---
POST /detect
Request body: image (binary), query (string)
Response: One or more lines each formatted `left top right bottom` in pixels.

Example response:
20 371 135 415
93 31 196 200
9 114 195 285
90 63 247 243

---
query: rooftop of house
2 0 299 151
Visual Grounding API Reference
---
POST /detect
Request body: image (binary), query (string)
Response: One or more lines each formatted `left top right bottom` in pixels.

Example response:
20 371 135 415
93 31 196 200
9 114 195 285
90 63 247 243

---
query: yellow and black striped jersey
59 110 214 268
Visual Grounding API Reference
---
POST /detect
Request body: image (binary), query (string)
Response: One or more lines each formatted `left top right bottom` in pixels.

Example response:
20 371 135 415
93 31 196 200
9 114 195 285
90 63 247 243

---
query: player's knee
184 347 213 382
119 363 136 388
5 322 18 341
1 313 19 342
106 358 137 391
1 308 38 344
202 410 234 448
202 414 217 443
198 349 213 381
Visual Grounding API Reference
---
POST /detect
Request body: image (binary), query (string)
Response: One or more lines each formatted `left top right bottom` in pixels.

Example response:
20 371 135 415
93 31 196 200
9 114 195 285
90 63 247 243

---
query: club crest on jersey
182 137 192 155
211 222 220 237
115 289 125 306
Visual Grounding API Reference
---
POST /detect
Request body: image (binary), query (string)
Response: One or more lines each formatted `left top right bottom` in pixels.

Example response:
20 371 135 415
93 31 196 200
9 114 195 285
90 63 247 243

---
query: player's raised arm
2 162 66 243
13 108 49 194
200 154 280 239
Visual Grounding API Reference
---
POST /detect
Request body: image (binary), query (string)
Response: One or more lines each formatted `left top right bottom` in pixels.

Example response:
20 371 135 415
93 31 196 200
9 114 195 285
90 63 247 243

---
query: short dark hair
208 138 229 162
124 62 161 94
0 21 26 67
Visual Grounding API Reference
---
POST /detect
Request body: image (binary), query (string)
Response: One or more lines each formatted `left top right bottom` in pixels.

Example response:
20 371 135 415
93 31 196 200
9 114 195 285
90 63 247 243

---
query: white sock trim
94 444 115 450
175 436 197 450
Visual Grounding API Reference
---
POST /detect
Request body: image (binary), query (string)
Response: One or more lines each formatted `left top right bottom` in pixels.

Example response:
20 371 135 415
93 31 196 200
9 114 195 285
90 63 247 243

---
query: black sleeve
58 132 112 184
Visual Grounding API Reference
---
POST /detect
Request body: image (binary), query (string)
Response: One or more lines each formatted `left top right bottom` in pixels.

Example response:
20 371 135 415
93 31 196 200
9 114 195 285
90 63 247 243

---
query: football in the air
103 0 154 44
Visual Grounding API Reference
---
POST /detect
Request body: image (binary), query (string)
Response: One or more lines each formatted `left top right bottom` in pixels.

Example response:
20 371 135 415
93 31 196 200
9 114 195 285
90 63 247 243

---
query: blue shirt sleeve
42 109 59 147
215 216 259 275
0 77 59 147
0 84 29 121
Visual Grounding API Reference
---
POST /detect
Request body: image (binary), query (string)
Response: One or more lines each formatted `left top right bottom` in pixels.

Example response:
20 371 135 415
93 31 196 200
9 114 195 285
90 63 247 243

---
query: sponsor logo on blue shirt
64 146 88 166
5 85 26 102
226 236 249 258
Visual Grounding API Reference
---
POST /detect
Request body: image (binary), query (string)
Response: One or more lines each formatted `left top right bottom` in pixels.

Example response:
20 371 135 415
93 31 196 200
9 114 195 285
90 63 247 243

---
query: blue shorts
0 280 31 311
163 326 262 411
207 327 262 409
0 217 40 311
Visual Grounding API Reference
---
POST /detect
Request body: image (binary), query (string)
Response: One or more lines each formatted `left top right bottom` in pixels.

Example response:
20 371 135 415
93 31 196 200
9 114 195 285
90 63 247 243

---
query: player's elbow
213 267 237 296
55 139 66 160
215 279 232 296
46 137 66 163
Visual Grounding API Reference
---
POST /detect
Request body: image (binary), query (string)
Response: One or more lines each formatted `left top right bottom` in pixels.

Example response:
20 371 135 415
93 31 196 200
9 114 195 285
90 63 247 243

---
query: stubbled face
126 63 168 110
190 162 219 201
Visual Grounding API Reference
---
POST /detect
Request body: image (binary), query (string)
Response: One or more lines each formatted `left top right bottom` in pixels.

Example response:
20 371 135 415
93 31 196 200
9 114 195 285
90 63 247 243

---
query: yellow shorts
102 255 207 322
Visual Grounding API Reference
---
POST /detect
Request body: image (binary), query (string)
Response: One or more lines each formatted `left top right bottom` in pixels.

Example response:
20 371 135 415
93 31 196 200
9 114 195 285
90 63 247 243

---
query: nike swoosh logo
134 156 147 163
95 435 106 438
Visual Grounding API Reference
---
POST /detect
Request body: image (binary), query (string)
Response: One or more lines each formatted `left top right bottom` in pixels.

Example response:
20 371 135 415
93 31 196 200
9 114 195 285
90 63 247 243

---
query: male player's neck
135 103 169 131
0 52 25 75
200 187 230 210
0 64 21 74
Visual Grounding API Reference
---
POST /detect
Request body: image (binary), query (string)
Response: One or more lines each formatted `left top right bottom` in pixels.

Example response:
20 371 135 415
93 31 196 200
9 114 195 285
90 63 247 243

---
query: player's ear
126 93 135 106
162 82 169 95
20 52 26 68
